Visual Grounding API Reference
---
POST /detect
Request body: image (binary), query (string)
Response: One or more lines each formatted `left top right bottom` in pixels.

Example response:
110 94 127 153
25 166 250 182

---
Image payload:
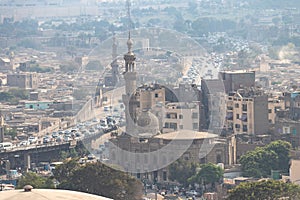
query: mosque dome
135 110 160 137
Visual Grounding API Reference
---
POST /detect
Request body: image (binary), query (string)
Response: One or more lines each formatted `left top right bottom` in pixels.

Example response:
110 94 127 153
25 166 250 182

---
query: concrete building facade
225 89 269 135
290 159 300 185
219 70 255 94
163 102 201 133
7 73 38 89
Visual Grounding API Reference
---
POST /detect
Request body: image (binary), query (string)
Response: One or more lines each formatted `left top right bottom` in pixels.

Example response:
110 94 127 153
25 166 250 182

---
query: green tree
9 88 29 100
239 140 292 178
54 161 143 200
227 180 300 200
240 147 278 178
4 127 17 140
265 140 292 173
168 159 199 187
52 159 80 183
188 163 223 188
17 172 54 189
0 92 14 101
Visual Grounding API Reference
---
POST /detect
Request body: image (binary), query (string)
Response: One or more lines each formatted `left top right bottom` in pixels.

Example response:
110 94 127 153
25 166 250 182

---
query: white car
28 136 37 144
19 140 30 146
63 136 73 142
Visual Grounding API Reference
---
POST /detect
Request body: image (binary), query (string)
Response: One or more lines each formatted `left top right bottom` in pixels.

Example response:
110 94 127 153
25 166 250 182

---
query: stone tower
122 0 138 134
111 34 119 85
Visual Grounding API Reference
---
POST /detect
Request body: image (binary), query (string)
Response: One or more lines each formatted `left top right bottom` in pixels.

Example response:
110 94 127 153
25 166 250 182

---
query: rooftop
0 189 113 200
154 130 218 140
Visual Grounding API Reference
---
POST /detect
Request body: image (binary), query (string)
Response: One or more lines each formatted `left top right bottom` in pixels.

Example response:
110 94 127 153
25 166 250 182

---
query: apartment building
163 102 201 133
7 72 38 89
219 70 255 94
226 89 269 135
290 159 300 185
268 96 286 124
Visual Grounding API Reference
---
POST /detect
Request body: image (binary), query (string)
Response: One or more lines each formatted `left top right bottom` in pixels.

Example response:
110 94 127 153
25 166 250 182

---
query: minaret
111 34 119 85
0 115 5 143
122 0 138 134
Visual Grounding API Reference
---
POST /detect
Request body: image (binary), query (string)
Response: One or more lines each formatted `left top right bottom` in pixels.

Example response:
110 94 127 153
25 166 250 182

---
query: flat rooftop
154 130 218 140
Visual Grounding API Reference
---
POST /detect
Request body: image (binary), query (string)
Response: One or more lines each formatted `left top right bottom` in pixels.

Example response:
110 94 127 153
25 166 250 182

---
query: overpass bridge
0 141 76 171
0 126 117 171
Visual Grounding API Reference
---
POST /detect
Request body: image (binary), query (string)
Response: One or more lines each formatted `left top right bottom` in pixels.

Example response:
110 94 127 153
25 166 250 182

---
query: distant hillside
242 0 300 9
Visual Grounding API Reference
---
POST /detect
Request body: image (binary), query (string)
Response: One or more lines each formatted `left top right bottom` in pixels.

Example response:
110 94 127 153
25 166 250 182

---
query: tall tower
0 115 5 143
122 0 138 134
111 34 119 85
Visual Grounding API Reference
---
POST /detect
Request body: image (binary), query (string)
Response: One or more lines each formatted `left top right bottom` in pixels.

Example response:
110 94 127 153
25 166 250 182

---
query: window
236 114 240 119
164 123 169 128
243 125 248 132
153 171 158 181
235 124 240 128
242 104 247 111
179 114 183 119
235 103 239 108
193 123 198 130
155 93 158 98
241 113 247 122
169 123 177 130
166 113 177 119
163 171 167 181
226 112 233 120
192 112 198 119
200 157 206 164
227 106 233 110
216 154 222 163
268 109 272 113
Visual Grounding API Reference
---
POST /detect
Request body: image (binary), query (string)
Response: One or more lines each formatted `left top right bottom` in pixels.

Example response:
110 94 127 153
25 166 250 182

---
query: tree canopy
239 140 292 178
168 159 199 187
188 163 224 186
227 180 300 200
17 172 54 189
53 160 143 200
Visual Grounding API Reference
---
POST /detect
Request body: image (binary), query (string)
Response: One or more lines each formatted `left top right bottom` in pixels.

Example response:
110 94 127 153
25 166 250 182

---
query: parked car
186 190 200 197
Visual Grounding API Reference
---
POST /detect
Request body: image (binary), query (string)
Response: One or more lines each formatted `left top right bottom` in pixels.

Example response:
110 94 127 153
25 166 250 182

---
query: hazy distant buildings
7 72 38 89
0 57 12 71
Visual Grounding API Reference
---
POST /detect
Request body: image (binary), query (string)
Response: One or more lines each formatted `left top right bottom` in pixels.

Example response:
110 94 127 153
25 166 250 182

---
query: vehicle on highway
104 106 110 111
0 142 13 151
63 135 72 142
43 136 52 144
19 140 30 146
56 136 63 143
52 132 59 138
28 136 37 144
49 161 63 171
